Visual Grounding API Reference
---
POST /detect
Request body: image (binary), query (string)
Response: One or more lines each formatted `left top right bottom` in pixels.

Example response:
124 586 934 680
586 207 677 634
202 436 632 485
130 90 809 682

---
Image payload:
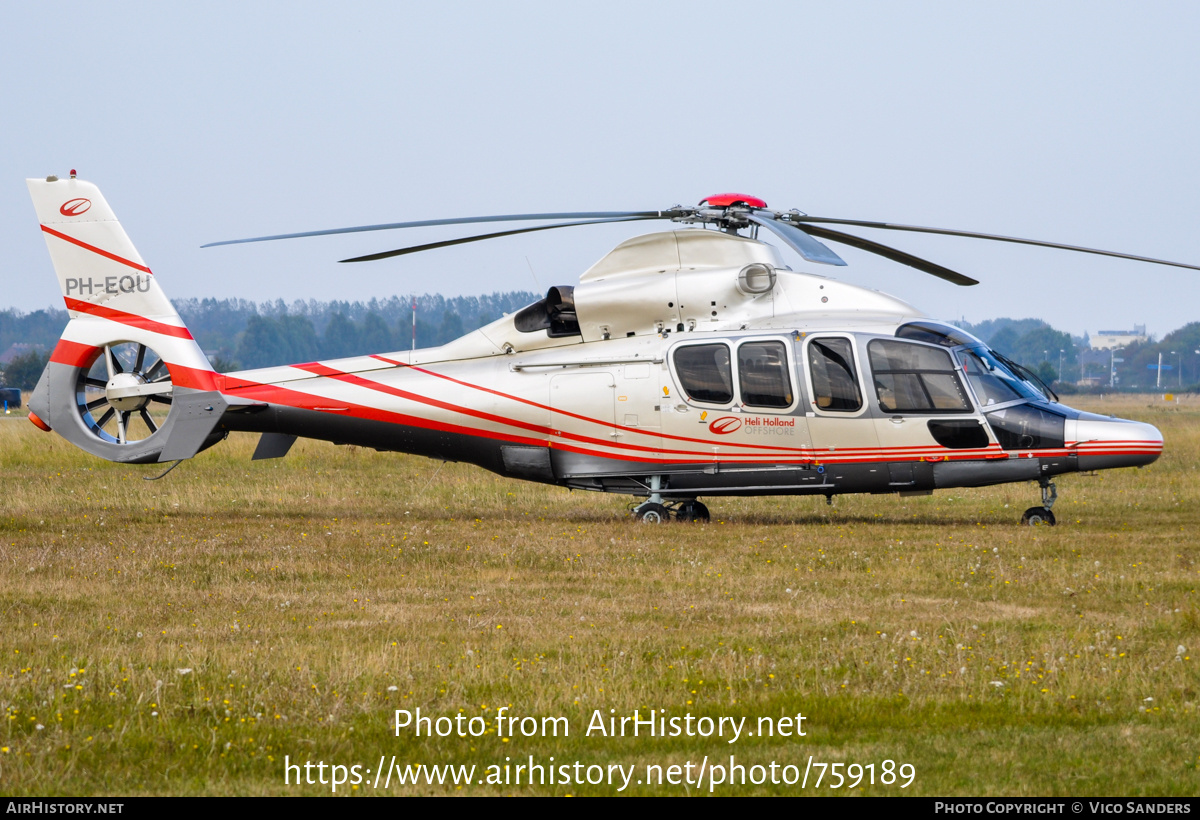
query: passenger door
801 335 879 477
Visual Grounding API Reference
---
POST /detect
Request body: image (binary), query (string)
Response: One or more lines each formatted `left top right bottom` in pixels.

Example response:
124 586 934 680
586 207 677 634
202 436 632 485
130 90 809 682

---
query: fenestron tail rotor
79 342 174 445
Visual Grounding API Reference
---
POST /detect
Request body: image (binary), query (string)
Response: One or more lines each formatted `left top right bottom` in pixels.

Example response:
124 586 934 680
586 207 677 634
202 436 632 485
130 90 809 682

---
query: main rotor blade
797 223 979 286
338 217 661 263
790 216 1200 272
203 210 670 248
744 214 846 266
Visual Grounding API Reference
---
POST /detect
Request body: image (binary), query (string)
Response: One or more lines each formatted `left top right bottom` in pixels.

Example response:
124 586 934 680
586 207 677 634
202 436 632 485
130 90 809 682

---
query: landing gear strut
632 475 669 523
631 476 711 523
1020 478 1057 526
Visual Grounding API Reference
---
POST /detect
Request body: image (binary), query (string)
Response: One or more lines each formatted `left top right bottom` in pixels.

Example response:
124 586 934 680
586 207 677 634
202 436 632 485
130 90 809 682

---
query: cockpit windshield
957 347 1043 406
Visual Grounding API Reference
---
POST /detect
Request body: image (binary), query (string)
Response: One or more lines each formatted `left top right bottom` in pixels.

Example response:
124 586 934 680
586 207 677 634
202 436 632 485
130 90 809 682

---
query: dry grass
0 393 1197 795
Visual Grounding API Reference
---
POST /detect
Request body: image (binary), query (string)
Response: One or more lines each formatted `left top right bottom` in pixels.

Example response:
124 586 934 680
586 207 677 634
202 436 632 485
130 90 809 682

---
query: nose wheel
1020 479 1057 526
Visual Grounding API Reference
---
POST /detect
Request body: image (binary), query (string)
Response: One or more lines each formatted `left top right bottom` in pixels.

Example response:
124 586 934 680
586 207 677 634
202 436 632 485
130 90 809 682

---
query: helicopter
25 176 1193 526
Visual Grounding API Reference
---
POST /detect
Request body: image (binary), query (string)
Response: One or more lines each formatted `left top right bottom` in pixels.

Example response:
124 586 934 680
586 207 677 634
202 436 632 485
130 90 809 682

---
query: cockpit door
864 338 986 485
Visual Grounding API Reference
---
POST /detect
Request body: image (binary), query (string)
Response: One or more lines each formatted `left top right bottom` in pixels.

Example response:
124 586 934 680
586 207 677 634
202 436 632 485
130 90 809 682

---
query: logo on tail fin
59 198 92 216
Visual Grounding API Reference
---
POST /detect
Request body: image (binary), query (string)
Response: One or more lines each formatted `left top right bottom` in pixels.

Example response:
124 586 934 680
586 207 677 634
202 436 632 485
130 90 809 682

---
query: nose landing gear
1020 478 1057 526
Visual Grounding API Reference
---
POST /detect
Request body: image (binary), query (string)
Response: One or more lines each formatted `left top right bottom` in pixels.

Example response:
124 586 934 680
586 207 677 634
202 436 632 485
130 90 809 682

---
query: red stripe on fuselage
169 363 222 391
301 361 954 461
371 354 839 456
290 361 721 459
225 366 1018 467
371 355 1016 460
41 224 153 274
222 375 552 450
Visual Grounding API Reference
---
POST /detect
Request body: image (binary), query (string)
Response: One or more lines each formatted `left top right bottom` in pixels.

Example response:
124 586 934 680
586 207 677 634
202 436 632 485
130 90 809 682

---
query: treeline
958 318 1079 385
1 302 1196 390
177 293 538 369
0 308 68 355
0 292 538 377
960 317 1200 390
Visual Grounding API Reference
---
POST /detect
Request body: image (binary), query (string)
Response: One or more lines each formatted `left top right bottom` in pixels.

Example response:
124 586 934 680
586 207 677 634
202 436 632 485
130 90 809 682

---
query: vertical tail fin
27 174 214 384
27 175 227 463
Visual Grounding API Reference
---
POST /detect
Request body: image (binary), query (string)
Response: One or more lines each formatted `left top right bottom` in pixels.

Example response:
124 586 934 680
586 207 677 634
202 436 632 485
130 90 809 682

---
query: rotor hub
105 372 151 412
77 342 175 446
698 193 768 209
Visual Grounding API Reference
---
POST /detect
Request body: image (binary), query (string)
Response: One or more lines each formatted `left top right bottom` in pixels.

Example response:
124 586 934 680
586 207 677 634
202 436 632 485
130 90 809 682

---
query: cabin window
927 419 991 449
737 341 793 408
868 340 970 413
673 344 733 404
807 338 862 412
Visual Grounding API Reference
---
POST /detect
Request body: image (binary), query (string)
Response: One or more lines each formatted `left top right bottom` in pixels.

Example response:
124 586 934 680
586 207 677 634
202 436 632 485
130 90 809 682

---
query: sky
2 2 1199 339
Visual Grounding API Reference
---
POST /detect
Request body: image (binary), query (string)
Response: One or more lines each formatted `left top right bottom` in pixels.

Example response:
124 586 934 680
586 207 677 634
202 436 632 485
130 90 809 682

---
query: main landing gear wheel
634 502 670 524
78 342 173 444
676 500 711 523
1020 479 1058 526
1021 507 1056 526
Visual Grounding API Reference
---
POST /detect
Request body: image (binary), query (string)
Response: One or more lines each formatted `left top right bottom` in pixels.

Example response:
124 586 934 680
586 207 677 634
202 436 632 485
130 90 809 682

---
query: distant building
1091 325 1148 350
0 343 45 365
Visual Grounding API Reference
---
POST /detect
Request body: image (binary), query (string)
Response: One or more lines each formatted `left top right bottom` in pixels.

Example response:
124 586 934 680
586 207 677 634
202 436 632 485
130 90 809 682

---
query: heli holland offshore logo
709 416 742 434
710 415 797 436
59 198 92 217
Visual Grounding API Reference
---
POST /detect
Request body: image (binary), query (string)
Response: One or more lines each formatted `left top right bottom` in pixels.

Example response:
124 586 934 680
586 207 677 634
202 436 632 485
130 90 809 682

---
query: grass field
1 394 1197 796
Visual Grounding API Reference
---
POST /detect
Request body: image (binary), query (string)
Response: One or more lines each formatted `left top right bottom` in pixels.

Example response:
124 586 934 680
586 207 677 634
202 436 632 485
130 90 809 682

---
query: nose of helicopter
1074 414 1163 471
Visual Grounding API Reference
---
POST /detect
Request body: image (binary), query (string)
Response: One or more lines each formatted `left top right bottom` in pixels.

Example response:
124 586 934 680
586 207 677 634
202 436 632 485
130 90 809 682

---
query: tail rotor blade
104 345 120 379
140 409 159 435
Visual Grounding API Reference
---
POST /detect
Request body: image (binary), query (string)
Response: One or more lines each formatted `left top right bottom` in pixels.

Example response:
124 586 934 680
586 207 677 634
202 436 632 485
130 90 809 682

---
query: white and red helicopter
26 174 1194 525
